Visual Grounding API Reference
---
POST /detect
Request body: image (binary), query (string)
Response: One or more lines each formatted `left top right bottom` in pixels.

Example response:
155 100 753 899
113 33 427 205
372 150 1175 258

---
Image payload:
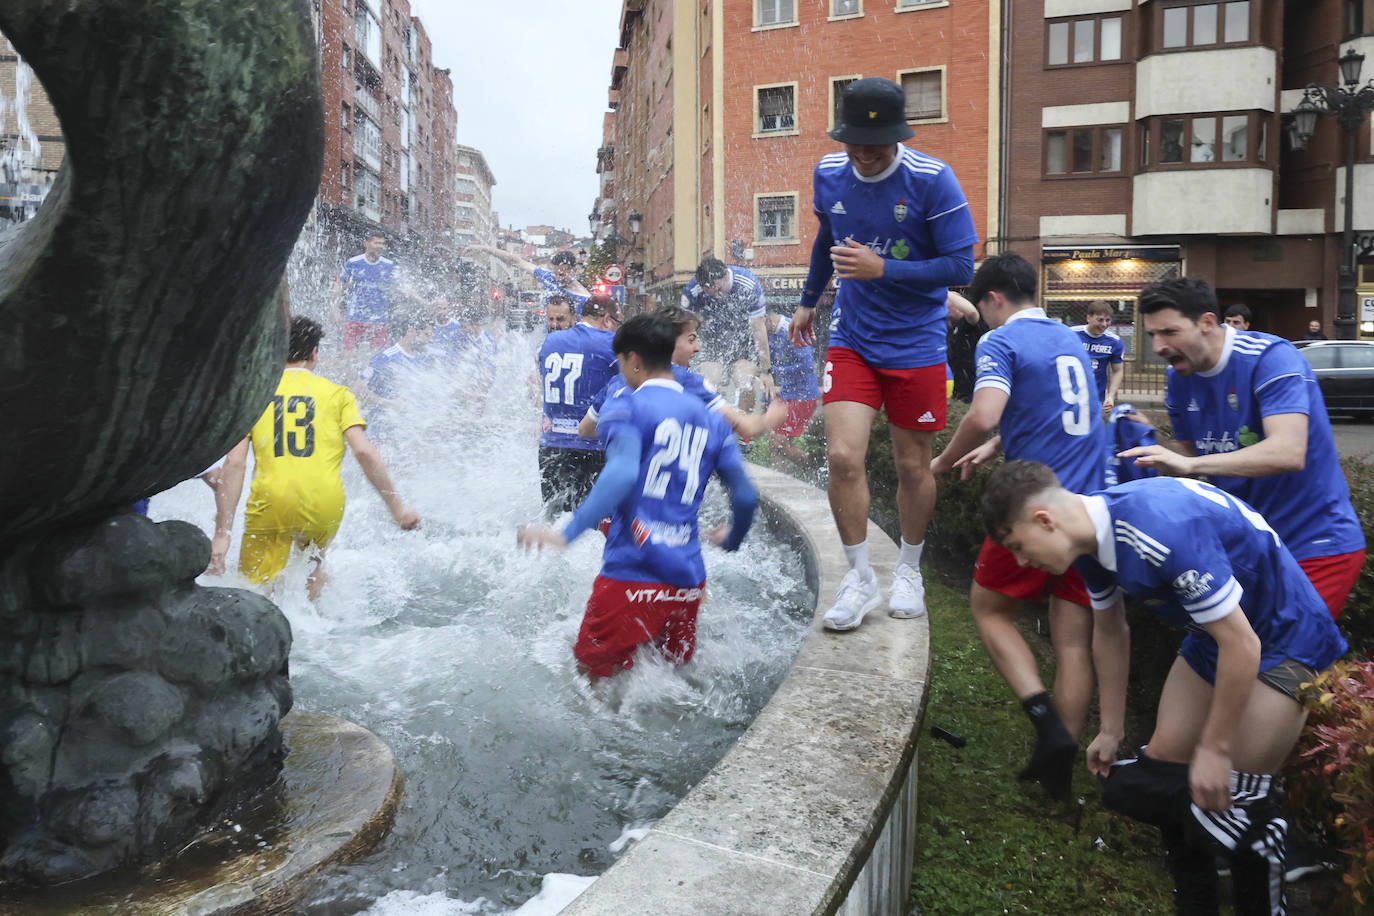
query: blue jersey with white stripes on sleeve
1164 327 1364 561
339 255 397 325
587 364 725 426
767 316 821 401
597 378 744 586
534 266 589 314
1073 326 1125 399
810 147 978 369
974 309 1105 493
681 265 766 346
538 323 619 451
1074 478 1347 675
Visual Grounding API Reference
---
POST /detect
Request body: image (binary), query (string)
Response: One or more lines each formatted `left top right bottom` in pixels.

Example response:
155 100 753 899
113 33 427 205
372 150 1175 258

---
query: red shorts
574 575 706 677
1298 549 1366 619
775 398 819 437
973 537 1092 607
821 347 947 430
343 321 387 352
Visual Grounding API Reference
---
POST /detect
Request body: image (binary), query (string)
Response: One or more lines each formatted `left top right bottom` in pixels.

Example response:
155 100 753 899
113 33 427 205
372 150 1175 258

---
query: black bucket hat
828 77 914 145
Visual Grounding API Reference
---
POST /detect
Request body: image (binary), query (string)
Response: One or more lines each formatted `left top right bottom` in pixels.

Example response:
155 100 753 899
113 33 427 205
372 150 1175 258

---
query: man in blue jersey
931 252 1112 800
981 461 1347 915
579 306 786 443
537 292 622 514
517 312 759 678
681 257 773 404
790 77 978 632
544 294 575 333
1120 277 1366 618
1073 300 1125 412
763 312 821 467
469 245 591 315
358 313 434 443
333 234 401 352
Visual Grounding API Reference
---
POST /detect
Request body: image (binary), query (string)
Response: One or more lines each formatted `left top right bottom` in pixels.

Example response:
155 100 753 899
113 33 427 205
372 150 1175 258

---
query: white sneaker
823 568 881 632
888 563 927 619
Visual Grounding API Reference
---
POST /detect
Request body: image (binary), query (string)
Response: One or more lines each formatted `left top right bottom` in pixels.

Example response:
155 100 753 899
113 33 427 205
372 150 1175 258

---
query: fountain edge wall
563 464 932 916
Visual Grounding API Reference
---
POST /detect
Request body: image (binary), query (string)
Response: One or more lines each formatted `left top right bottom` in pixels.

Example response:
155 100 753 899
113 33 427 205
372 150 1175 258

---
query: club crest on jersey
1227 389 1239 412
631 517 651 547
893 198 909 223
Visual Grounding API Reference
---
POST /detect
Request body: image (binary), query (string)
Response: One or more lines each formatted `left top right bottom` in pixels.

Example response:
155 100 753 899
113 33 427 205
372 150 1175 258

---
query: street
1331 417 1374 462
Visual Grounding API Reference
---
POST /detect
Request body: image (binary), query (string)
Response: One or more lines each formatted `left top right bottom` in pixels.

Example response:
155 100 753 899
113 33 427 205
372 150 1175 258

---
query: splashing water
0 43 48 223
151 328 813 914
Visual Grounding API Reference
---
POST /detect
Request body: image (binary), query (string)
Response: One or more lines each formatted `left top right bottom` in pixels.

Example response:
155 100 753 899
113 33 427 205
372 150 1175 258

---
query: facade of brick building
1 41 63 222
599 0 998 312
1002 0 1374 375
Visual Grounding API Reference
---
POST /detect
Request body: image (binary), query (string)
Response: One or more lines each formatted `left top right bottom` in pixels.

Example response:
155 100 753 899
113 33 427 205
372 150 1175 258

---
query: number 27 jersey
974 309 1105 493
597 378 744 587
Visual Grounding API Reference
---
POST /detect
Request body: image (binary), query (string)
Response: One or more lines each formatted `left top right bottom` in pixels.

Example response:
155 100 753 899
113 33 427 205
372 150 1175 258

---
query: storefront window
1042 253 1183 365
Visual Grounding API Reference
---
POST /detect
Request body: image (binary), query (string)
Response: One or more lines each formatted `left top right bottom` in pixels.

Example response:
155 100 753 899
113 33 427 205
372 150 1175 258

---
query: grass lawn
910 573 1175 915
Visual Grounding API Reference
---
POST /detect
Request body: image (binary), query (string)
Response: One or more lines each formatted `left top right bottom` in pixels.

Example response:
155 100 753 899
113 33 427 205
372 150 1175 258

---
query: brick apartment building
597 0 998 312
0 41 63 223
1002 0 1374 380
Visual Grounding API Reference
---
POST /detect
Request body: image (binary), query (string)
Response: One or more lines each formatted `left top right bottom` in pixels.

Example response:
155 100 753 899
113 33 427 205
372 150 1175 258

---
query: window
757 194 797 241
831 76 859 128
341 161 350 186
757 85 796 133
833 0 861 15
1158 2 1252 51
1141 113 1269 167
341 44 351 70
341 102 350 130
896 0 942 8
757 0 794 26
1045 125 1125 176
1047 15 1125 66
899 69 943 121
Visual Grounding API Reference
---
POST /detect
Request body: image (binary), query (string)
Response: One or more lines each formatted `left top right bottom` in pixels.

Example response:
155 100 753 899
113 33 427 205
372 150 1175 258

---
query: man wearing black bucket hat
790 77 978 633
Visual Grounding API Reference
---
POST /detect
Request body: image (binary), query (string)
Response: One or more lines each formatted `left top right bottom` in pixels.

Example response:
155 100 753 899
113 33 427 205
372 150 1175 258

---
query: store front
1041 245 1183 381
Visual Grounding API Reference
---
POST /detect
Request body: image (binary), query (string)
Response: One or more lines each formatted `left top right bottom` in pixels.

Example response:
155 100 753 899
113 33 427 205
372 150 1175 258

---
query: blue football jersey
1105 404 1160 487
767 317 820 401
597 378 744 587
588 365 725 425
974 309 1105 493
1074 478 1347 674
533 266 589 314
1165 327 1364 560
1073 327 1124 399
360 344 429 400
681 266 766 346
807 146 978 369
339 255 397 324
538 323 619 451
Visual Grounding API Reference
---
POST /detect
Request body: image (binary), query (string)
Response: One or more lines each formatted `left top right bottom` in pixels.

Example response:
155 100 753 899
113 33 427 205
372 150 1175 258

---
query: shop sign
1361 296 1374 322
1042 245 1181 262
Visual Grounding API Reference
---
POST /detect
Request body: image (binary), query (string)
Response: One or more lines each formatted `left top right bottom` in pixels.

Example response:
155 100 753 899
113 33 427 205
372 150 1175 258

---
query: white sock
843 541 872 578
899 538 924 570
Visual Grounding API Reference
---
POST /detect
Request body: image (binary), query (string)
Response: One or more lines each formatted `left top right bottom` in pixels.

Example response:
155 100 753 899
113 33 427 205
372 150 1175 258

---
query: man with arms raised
931 252 1114 800
791 77 977 631
681 257 773 406
1121 278 1365 618
981 461 1346 914
518 313 758 678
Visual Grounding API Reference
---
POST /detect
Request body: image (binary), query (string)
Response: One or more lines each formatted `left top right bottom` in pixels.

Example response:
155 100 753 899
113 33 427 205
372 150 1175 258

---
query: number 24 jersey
597 378 744 587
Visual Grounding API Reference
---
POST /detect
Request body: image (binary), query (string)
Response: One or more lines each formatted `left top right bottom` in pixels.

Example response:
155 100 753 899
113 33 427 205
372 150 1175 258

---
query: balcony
1132 168 1272 235
353 86 380 121
611 48 629 89
1136 47 1277 118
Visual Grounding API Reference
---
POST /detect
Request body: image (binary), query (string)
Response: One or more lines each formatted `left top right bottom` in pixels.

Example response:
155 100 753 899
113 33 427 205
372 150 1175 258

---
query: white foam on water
508 873 598 915
607 823 652 854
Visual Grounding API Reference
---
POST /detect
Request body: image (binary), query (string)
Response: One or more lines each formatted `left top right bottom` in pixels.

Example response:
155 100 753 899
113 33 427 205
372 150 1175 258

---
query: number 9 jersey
596 378 744 588
973 309 1106 493
244 367 367 537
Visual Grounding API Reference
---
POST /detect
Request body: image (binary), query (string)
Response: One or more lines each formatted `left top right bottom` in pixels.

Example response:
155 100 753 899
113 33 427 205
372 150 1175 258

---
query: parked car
506 290 541 331
1295 339 1374 417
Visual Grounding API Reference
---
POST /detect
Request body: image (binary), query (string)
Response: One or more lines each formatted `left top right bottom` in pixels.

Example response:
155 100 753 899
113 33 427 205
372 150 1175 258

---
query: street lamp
628 210 642 238
587 209 601 239
1290 47 1374 339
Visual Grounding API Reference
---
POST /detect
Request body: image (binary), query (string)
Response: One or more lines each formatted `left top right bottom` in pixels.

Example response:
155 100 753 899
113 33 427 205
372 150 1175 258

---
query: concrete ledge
11 712 402 915
564 465 931 916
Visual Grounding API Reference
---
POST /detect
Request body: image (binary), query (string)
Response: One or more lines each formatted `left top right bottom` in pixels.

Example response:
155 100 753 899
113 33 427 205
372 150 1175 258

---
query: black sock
1018 692 1076 801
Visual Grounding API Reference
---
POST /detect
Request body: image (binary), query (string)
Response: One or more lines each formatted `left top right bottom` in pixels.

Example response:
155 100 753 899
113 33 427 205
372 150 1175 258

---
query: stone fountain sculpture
0 0 323 886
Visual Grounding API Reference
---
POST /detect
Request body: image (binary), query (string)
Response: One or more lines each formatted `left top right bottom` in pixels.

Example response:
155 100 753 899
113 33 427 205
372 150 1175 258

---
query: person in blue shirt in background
537 292 622 514
334 233 402 353
468 245 590 315
518 312 758 679
932 252 1116 801
790 77 978 632
1119 277 1365 619
762 312 821 468
681 257 773 408
1072 300 1125 412
981 461 1347 916
358 313 433 444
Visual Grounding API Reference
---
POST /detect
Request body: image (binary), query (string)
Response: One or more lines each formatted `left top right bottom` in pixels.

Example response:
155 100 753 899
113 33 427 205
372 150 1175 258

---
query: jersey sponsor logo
1172 569 1216 602
891 239 911 260
624 585 704 604
830 200 847 214
1195 430 1245 455
1187 398 1201 412
893 199 909 223
1237 425 1260 447
976 354 1000 375
917 410 936 423
630 516 693 548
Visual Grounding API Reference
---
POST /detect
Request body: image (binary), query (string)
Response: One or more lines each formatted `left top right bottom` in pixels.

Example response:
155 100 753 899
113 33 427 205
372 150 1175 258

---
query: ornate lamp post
1290 48 1374 340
